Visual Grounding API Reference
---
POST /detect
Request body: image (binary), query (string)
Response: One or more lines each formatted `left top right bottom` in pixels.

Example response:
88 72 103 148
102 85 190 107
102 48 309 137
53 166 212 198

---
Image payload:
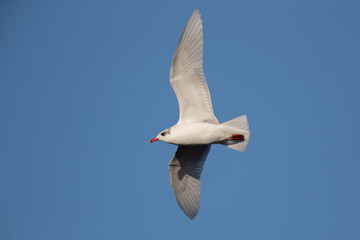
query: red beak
149 137 159 143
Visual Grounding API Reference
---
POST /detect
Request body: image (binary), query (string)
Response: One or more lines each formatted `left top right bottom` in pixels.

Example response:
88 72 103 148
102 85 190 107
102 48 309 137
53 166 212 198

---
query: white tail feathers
220 115 250 152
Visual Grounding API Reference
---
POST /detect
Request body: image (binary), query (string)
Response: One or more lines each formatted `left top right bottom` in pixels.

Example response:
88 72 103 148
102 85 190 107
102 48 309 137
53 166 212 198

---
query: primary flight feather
150 9 250 219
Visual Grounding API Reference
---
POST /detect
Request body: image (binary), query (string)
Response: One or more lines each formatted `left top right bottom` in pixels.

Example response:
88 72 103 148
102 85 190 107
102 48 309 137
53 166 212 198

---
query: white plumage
150 9 250 219
170 9 218 125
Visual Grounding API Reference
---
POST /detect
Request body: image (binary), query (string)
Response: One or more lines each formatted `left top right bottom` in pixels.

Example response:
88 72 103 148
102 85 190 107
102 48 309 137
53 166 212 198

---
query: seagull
150 9 250 219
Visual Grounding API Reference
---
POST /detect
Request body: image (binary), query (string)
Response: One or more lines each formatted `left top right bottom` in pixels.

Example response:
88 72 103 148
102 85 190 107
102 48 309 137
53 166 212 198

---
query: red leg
229 134 244 140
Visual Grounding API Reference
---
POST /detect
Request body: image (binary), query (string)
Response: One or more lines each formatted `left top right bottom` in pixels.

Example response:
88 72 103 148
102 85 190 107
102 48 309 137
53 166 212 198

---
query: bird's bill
149 137 159 143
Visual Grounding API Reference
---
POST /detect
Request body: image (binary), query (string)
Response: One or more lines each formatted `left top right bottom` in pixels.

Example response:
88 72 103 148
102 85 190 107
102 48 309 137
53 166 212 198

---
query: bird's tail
220 115 250 152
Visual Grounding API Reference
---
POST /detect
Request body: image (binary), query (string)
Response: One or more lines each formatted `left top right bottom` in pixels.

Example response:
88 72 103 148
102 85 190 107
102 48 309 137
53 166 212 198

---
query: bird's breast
168 123 225 145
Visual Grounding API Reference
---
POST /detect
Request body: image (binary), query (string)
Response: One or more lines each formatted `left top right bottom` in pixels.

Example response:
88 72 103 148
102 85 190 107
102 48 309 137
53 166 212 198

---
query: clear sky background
1 0 359 239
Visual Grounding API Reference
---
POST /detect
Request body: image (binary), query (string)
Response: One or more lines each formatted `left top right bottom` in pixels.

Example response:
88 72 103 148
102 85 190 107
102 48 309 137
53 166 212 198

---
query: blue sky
1 0 359 239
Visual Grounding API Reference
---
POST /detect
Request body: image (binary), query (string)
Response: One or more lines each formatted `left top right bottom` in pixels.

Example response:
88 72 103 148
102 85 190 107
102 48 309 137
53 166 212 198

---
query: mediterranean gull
150 9 250 219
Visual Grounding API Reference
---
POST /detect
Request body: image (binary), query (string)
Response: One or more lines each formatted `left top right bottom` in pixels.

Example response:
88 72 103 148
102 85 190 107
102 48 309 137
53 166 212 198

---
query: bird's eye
161 132 166 136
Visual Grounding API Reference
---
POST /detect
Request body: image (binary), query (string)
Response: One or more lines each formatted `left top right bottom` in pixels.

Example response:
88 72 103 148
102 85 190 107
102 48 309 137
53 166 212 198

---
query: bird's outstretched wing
169 145 211 219
170 9 218 124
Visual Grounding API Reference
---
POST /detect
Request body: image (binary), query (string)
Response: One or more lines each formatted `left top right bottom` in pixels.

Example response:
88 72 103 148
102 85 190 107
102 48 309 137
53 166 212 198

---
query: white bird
150 9 250 219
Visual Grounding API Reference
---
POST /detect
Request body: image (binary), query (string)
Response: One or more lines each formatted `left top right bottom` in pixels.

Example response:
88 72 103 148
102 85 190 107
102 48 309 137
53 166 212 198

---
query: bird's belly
169 123 225 145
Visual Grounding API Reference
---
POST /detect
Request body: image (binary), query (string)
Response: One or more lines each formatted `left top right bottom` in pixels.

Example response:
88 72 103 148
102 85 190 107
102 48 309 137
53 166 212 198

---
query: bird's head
149 128 171 143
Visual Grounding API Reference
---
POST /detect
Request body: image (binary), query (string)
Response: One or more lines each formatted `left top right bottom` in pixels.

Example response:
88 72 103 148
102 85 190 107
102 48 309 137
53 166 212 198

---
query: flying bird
150 9 250 219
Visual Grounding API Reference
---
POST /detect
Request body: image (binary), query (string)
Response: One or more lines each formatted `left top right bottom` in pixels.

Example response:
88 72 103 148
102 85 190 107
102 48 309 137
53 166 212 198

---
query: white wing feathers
170 9 218 124
169 145 211 219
